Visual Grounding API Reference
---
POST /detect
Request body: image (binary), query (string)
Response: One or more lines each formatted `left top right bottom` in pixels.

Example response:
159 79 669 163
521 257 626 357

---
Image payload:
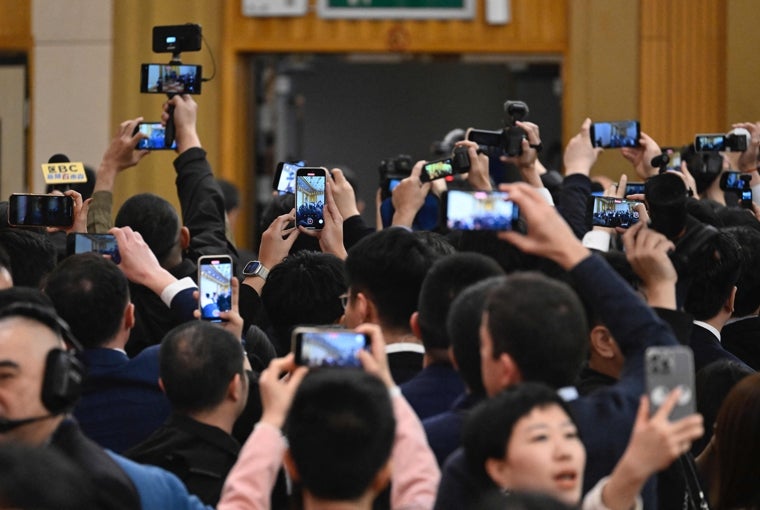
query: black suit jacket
722 316 760 370
688 323 750 373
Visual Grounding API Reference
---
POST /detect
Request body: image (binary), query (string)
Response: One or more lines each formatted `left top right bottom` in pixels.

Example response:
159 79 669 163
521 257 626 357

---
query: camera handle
164 55 182 149
164 94 176 148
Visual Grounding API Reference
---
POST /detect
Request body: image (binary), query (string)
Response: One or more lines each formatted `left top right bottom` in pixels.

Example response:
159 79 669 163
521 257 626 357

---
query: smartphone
466 128 503 149
741 189 753 209
272 161 305 195
8 193 74 227
420 159 456 182
133 122 176 150
441 190 521 232
291 327 369 368
663 147 682 172
197 255 233 322
590 121 640 149
295 167 327 230
140 64 202 94
589 196 643 229
719 171 748 191
66 233 120 263
624 182 646 196
645 346 697 421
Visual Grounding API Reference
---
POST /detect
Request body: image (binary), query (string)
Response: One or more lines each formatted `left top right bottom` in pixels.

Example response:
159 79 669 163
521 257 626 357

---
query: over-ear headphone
0 303 84 415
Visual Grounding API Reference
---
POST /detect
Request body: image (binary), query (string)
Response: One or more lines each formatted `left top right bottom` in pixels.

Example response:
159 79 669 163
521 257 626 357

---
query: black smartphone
590 120 641 149
645 346 697 421
624 182 646 196
589 195 643 229
272 161 305 195
295 167 327 230
381 175 404 201
663 147 682 172
66 233 121 263
133 122 176 150
441 190 521 232
140 64 202 94
8 193 74 227
197 255 233 322
420 148 470 183
291 327 369 368
719 171 750 191
741 189 753 209
466 128 503 148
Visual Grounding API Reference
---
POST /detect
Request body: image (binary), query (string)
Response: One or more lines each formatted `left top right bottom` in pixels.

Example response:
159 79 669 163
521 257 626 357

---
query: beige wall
31 0 112 191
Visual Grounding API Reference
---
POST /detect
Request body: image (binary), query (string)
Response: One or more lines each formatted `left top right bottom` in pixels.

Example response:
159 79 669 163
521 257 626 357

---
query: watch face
243 260 261 275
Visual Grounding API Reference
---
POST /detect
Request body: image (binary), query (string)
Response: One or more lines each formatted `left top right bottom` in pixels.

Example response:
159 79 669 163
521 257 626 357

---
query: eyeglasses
339 293 349 310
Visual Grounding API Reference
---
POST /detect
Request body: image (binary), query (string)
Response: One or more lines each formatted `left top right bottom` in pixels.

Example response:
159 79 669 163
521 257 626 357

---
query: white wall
32 0 112 191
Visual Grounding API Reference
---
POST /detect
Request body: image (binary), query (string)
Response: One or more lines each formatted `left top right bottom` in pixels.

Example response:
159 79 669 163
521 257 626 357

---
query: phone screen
134 122 176 150
645 346 696 421
296 168 326 230
198 256 233 322
742 189 753 209
444 190 520 231
140 64 202 94
624 182 646 196
293 328 369 368
273 161 305 194
67 233 120 263
590 121 640 149
590 196 643 229
720 171 743 191
694 134 726 152
8 194 74 227
421 159 454 182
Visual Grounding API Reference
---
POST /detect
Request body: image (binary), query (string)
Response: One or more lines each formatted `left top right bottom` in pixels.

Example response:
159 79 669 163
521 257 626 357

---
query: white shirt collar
693 320 721 342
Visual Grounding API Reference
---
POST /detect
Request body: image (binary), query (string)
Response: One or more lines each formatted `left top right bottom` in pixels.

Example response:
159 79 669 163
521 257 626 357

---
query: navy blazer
434 254 678 510
689 323 751 373
400 362 465 421
74 345 170 453
721 317 760 370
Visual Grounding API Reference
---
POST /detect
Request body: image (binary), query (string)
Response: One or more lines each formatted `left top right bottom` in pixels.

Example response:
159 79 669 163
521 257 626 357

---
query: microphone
0 414 55 433
48 153 70 164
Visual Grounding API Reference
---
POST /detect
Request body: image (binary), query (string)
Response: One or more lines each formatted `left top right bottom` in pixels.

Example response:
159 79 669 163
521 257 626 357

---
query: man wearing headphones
0 287 141 510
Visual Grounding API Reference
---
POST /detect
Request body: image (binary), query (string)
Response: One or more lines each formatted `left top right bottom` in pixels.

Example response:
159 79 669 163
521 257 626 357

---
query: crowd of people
1 94 760 510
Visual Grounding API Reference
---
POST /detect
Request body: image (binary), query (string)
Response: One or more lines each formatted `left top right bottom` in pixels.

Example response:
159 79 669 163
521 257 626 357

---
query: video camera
467 100 530 157
141 24 203 148
378 155 414 200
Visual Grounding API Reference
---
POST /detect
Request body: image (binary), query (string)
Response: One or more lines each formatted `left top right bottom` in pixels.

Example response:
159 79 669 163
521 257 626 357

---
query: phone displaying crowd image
272 161 305 195
66 233 120 263
197 255 233 322
8 193 74 227
589 196 643 229
292 327 369 368
133 122 176 150
442 190 521 232
296 167 327 230
140 63 202 94
645 346 696 421
590 121 640 149
624 182 646 196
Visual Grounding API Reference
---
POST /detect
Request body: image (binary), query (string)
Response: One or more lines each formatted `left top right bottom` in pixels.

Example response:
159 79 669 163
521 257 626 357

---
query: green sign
318 0 474 19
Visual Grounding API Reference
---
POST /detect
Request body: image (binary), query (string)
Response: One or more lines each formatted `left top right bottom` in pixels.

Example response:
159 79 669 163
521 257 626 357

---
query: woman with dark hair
698 372 760 510
461 382 703 510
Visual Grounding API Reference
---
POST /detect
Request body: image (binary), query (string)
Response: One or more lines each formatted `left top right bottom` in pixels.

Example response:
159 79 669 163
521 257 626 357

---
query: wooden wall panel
0 0 31 49
640 0 726 147
727 0 760 124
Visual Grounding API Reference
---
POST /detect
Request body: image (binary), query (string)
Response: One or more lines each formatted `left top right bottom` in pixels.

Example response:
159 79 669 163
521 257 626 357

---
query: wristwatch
242 260 270 281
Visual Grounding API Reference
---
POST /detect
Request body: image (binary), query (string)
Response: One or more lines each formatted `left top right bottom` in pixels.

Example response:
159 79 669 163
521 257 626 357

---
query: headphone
0 303 84 415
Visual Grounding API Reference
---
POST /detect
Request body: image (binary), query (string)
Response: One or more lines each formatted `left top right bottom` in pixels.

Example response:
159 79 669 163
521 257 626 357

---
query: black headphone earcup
41 349 84 415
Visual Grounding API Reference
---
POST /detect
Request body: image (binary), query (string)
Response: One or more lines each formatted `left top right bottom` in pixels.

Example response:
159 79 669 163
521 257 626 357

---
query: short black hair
448 276 507 396
723 226 760 317
418 252 504 352
683 231 742 321
463 382 577 489
286 369 395 501
0 228 57 288
0 443 97 510
43 253 129 349
345 228 437 331
261 251 347 355
413 230 456 257
115 193 180 263
159 321 246 413
484 272 588 388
